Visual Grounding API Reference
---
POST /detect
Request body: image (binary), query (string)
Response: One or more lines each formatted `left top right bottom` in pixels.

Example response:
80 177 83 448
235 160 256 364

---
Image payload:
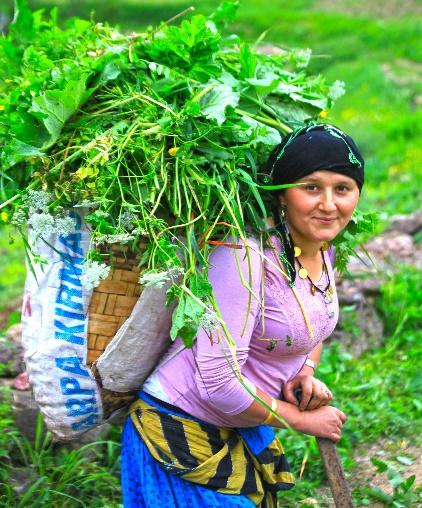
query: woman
121 124 364 507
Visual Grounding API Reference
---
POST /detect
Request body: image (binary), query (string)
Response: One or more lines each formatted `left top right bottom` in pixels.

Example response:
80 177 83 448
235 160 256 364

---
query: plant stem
234 108 292 133
164 6 195 25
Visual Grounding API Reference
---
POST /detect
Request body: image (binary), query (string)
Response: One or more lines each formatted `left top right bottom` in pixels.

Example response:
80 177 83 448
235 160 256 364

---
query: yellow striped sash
130 398 294 507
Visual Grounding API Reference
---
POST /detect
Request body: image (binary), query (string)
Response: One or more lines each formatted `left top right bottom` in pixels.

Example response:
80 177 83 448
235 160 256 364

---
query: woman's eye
305 184 318 191
337 185 350 192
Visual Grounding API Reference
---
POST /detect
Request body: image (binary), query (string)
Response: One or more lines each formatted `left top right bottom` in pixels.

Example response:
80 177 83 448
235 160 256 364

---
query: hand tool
294 388 355 507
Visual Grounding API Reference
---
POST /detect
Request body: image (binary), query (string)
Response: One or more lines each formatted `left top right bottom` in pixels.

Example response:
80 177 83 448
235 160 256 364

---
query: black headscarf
267 123 365 282
268 123 364 191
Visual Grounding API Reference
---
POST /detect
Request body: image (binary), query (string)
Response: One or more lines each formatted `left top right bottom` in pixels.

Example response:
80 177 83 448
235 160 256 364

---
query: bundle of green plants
0 0 374 345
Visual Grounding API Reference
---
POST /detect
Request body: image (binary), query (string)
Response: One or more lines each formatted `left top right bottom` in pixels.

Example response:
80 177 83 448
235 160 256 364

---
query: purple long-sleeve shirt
144 236 339 427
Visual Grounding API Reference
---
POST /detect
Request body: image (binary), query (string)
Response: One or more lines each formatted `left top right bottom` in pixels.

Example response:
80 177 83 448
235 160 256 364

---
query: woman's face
279 170 360 247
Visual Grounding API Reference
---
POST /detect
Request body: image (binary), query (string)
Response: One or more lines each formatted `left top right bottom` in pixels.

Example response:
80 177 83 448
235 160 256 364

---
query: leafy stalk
0 0 365 347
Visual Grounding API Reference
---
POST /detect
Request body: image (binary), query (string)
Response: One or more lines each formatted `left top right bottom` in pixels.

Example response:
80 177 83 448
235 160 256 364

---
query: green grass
0 230 26 313
0 407 123 507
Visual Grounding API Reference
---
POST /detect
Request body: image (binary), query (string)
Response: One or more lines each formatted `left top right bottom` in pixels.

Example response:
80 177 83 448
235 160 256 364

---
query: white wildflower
168 266 185 280
74 199 101 208
27 210 76 238
81 260 111 290
94 233 135 245
28 212 56 237
293 48 312 69
120 210 138 230
11 208 27 227
139 271 170 288
328 80 346 101
94 210 108 218
132 226 148 236
105 233 135 244
139 266 184 288
54 216 76 237
23 190 53 213
199 309 220 332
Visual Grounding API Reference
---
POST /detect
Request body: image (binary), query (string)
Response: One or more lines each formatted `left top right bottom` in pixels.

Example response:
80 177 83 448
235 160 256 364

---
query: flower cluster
292 48 312 69
27 212 76 238
328 80 346 101
132 226 148 236
22 190 53 213
54 215 77 236
199 309 220 332
120 210 138 230
80 260 111 290
74 199 101 208
93 232 135 245
27 213 55 237
14 190 76 237
11 208 27 227
139 266 185 288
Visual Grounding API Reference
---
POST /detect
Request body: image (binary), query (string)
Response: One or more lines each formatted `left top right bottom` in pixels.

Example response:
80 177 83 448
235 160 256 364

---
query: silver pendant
328 311 335 318
324 295 332 304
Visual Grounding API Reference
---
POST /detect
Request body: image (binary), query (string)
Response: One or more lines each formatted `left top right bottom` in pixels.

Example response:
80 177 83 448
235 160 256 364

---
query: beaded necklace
268 237 315 339
296 250 336 319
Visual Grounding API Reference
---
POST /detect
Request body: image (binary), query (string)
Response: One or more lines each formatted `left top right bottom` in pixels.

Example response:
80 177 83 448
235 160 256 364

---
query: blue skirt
121 394 257 508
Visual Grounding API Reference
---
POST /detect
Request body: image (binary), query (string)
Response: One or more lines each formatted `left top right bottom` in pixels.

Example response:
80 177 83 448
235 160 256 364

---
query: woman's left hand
283 375 333 411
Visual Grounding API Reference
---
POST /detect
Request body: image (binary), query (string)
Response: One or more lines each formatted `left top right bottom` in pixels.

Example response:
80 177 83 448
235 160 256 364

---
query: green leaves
0 0 344 349
9 0 35 42
30 76 90 148
146 14 220 74
239 42 257 80
209 0 239 30
170 274 212 345
332 210 378 273
365 458 419 507
200 82 240 125
2 139 44 168
240 116 281 145
170 293 202 347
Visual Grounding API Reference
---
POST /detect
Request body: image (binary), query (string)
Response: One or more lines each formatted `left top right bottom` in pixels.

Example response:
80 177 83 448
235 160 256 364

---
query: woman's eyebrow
300 176 320 183
300 177 353 185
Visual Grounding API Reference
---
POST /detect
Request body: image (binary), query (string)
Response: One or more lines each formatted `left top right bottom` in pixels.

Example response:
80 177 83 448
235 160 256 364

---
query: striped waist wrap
130 396 295 507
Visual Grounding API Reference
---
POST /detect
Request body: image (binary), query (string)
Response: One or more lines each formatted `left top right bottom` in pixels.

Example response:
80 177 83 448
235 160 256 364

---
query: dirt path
352 439 422 499
310 439 422 507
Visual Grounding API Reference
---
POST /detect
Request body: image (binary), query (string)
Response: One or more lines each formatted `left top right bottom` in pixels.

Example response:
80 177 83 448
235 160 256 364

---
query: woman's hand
283 374 333 411
290 405 347 442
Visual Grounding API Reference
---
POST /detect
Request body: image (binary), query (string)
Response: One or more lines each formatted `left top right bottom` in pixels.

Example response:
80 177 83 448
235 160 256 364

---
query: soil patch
352 439 422 504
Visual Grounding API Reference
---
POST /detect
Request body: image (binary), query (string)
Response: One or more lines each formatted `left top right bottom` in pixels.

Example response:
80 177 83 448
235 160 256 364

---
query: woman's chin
310 230 340 244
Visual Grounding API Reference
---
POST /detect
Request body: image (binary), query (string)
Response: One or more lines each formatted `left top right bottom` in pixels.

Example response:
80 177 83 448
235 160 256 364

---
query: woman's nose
319 190 337 211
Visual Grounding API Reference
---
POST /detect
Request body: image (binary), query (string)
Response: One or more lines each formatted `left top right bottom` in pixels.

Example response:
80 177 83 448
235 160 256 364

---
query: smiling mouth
314 217 337 222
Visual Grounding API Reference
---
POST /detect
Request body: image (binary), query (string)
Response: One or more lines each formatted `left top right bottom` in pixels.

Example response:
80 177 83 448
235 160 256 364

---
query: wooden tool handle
316 437 355 508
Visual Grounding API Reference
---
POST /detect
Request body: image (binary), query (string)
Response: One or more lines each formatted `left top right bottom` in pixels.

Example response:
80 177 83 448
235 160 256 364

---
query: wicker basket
87 241 147 417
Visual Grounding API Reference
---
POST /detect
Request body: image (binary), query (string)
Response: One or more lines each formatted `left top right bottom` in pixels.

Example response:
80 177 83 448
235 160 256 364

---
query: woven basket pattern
87 242 146 365
86 242 147 417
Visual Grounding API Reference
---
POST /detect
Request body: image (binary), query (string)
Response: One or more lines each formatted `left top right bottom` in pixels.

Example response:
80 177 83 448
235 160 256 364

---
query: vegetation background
0 0 421 506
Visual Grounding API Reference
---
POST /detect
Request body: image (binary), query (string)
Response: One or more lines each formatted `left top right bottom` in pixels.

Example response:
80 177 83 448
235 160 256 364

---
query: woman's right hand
290 404 347 442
